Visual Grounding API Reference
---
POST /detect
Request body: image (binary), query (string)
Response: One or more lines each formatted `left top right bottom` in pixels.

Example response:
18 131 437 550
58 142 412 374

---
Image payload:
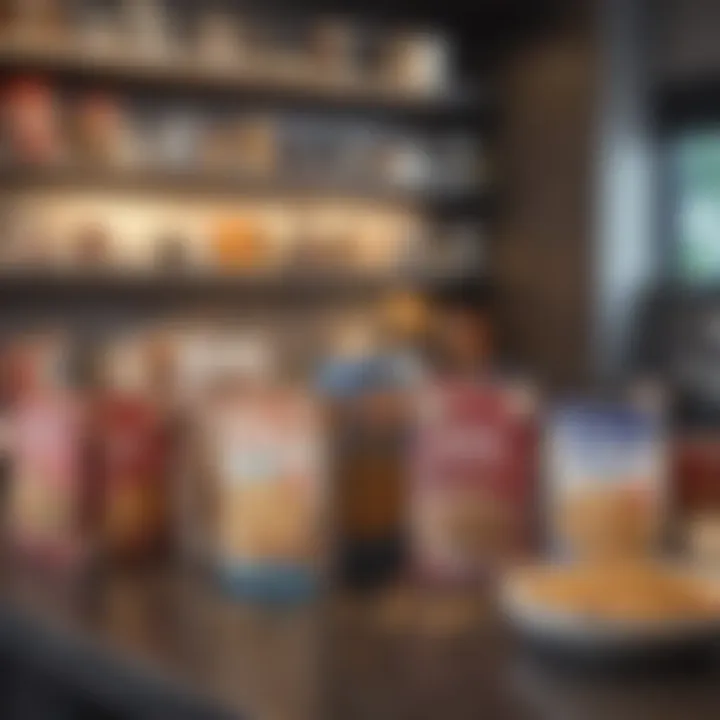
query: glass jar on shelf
440 223 485 278
392 222 430 277
434 135 487 192
311 18 365 90
199 120 235 175
195 8 248 72
378 133 432 191
122 0 176 64
72 221 114 270
73 93 142 169
154 231 192 273
3 0 69 51
233 115 279 178
381 30 452 97
353 212 412 276
336 123 380 185
260 22 314 87
0 207 57 270
152 111 202 171
76 3 122 60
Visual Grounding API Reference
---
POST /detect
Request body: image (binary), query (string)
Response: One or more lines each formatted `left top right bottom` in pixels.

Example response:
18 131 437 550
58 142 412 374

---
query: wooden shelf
0 44 489 126
0 270 476 303
0 165 491 215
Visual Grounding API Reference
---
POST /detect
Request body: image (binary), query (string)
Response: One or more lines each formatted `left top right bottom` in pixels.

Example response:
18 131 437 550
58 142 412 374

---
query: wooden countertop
0 563 319 720
0 565 719 720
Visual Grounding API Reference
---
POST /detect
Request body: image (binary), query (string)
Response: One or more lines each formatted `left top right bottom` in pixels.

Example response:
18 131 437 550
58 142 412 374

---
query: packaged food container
92 340 170 565
122 0 175 62
211 216 269 272
195 10 247 69
76 5 121 59
545 402 667 561
178 334 324 602
316 323 413 589
410 380 537 584
209 385 325 602
380 136 432 190
73 94 139 169
3 77 63 165
674 434 720 564
234 116 278 177
311 19 364 87
382 31 452 96
7 333 90 570
5 0 68 48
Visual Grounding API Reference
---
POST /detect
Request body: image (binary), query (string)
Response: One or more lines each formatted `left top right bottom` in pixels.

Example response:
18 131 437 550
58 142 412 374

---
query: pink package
9 389 88 569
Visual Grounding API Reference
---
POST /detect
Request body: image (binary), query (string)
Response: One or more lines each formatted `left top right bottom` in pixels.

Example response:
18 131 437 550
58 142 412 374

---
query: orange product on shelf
211 216 269 271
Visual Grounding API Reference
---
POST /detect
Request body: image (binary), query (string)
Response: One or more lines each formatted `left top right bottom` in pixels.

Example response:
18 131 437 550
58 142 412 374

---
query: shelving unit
0 268 475 302
0 44 490 126
0 165 491 216
0 4 527 720
0 20 493 299
0 9 497 312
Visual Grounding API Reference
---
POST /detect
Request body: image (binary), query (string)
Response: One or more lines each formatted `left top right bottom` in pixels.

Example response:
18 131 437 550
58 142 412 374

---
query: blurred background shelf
0 165 492 216
0 45 490 127
0 270 481 302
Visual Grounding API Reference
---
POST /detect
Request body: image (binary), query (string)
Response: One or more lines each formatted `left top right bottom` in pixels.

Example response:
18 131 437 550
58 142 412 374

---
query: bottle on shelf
195 8 247 70
122 0 175 63
2 0 68 49
311 19 364 89
317 316 417 590
73 93 140 169
382 31 452 97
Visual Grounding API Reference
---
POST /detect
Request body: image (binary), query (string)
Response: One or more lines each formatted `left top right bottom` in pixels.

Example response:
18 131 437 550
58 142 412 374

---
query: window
675 129 720 282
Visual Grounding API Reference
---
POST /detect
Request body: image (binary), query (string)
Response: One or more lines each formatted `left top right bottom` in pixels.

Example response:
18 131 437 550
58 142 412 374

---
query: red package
92 388 170 564
3 77 62 164
674 435 720 514
410 380 537 583
673 435 720 561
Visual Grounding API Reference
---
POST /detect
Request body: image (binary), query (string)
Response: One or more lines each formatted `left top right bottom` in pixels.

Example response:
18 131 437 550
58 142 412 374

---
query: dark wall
654 0 720 80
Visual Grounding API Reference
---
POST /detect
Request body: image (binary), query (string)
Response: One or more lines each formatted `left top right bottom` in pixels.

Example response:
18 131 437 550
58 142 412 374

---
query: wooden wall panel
492 3 599 388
